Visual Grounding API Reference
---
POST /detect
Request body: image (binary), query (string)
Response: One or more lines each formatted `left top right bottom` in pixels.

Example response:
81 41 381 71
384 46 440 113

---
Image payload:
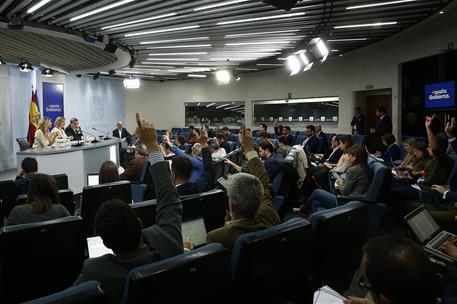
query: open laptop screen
87 174 99 186
181 217 207 248
405 206 440 243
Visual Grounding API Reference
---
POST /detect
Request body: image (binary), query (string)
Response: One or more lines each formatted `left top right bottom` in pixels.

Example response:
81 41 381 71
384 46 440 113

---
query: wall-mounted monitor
424 80 455 109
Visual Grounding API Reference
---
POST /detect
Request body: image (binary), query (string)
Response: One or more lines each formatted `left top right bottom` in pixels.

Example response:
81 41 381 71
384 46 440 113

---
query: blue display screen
424 81 455 109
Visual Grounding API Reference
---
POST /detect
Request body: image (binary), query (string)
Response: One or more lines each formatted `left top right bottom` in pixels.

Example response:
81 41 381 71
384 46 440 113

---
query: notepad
87 236 113 258
313 286 347 304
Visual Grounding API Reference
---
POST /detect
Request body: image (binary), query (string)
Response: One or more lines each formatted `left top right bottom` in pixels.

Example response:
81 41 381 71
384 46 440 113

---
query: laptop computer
181 217 207 249
404 205 457 263
87 174 99 186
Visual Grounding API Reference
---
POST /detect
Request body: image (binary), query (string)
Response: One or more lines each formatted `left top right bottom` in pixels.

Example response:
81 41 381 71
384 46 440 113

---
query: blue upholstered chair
23 281 105 304
231 218 313 302
122 244 230 304
309 201 368 294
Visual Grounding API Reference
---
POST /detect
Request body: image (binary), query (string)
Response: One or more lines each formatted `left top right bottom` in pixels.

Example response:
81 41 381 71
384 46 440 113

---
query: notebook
87 236 113 258
404 205 457 263
181 217 207 248
87 174 99 186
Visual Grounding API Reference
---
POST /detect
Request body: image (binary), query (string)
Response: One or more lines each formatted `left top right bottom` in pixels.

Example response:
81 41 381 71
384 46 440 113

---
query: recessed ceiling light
256 63 283 66
125 25 200 38
334 22 398 29
226 41 291 46
327 38 368 42
439 11 444 14
101 13 177 30
146 44 212 49
148 52 208 56
139 37 210 45
146 58 200 61
71 0 135 21
195 0 249 11
188 74 207 78
27 0 51 13
346 0 418 10
217 12 305 25
225 29 300 38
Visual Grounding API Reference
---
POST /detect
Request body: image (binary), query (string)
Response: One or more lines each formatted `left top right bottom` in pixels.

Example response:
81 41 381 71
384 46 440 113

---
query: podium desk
16 139 120 194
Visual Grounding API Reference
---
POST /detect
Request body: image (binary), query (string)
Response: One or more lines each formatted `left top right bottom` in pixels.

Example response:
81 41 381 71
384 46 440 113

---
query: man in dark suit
172 130 214 196
315 124 329 155
64 117 83 141
351 107 366 135
302 125 319 154
370 106 392 152
112 121 132 144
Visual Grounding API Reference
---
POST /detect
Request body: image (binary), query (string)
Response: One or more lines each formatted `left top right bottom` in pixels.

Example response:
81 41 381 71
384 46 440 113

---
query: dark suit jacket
120 158 146 182
327 148 343 164
304 135 319 154
177 147 214 196
317 131 329 154
112 128 132 144
206 156 280 250
351 114 366 135
64 125 83 141
74 161 183 303
375 115 392 136
382 144 401 161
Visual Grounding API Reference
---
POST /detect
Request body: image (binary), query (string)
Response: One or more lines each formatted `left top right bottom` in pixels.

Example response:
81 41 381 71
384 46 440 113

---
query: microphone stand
82 131 100 143
92 128 111 140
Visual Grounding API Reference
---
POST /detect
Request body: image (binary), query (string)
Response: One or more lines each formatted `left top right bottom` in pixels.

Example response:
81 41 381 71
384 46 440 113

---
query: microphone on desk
92 128 111 140
82 131 100 143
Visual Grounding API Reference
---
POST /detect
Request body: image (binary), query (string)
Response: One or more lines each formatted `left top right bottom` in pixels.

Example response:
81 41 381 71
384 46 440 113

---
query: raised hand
240 124 254 152
199 128 208 147
135 113 160 152
445 117 456 139
425 114 435 128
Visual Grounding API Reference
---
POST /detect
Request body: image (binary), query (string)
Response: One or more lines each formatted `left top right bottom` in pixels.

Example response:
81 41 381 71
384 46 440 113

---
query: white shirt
51 127 69 140
212 148 227 160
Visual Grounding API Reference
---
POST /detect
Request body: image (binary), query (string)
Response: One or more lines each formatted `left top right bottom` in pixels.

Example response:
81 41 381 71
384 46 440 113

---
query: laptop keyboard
431 233 453 250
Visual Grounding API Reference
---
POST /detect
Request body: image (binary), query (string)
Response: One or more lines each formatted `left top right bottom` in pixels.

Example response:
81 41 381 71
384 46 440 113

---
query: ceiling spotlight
309 37 329 63
41 68 54 77
298 52 314 71
235 75 241 81
18 61 33 72
93 73 100 80
215 70 231 85
123 75 140 89
286 55 301 76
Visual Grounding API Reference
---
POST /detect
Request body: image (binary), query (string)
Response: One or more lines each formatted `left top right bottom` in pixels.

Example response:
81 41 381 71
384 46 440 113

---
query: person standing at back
112 121 132 144
351 107 366 135
370 107 392 152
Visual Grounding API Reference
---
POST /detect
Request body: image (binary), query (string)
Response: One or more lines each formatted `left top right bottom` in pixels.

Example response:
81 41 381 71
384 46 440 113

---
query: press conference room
0 0 457 303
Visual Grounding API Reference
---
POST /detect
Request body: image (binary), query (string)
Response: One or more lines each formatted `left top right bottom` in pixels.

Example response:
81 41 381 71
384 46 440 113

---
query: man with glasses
65 117 83 141
344 236 439 304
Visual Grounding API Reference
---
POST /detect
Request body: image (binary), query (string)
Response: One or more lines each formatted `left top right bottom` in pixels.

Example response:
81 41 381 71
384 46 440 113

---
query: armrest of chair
337 195 375 204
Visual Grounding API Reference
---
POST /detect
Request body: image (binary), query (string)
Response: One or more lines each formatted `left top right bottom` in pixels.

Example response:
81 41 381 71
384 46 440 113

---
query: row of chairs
23 201 373 304
0 189 229 303
0 174 70 226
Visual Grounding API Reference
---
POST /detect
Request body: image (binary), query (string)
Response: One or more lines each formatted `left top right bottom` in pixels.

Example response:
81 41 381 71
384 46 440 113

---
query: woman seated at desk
51 116 73 142
32 116 59 148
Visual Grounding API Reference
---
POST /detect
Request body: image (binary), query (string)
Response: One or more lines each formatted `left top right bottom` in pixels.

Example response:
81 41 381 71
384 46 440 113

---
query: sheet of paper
87 236 113 258
313 286 346 304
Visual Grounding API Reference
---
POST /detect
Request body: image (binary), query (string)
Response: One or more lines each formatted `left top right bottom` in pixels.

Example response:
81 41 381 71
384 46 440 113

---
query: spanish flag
27 89 41 145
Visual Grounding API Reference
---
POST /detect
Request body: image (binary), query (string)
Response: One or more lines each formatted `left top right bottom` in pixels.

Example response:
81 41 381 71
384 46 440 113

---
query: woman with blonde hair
51 116 72 141
32 116 59 148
